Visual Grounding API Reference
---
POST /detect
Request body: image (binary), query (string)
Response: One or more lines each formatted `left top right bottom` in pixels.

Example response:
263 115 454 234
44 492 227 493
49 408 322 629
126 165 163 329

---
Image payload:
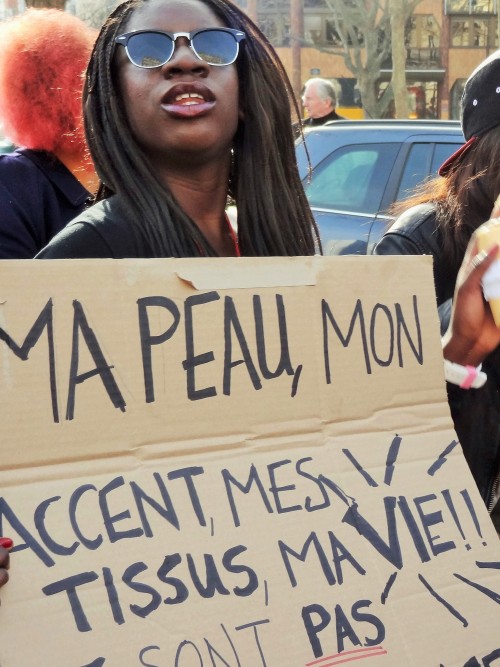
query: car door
368 134 464 252
302 141 401 255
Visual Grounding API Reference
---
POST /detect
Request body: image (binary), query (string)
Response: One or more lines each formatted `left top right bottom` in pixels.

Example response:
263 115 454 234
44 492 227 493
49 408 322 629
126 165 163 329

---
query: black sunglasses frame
115 28 246 68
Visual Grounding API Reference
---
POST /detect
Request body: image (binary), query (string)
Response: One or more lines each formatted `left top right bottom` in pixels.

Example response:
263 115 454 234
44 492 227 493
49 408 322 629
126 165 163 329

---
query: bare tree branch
310 0 423 118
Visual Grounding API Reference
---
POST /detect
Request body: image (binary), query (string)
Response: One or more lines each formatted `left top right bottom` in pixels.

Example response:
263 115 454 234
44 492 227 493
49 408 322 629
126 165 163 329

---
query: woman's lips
161 87 216 117
161 100 216 117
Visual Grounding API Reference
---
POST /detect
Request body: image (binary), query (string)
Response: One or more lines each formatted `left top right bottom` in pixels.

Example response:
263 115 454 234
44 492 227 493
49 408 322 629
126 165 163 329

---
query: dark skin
0 544 10 588
116 0 240 256
443 242 500 365
443 199 500 365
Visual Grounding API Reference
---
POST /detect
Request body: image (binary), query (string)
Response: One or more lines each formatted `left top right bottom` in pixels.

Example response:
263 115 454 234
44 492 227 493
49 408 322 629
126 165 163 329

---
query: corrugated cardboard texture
0 256 498 666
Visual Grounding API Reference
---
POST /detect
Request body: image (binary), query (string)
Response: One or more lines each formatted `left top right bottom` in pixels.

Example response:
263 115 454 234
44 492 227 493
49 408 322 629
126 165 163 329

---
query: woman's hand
0 537 13 588
442 236 500 366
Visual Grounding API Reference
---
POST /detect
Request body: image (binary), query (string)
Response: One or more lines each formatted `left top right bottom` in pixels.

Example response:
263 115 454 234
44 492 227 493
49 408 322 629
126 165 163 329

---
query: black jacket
374 203 500 507
293 109 345 138
302 109 345 126
0 149 90 259
372 203 456 305
36 196 146 259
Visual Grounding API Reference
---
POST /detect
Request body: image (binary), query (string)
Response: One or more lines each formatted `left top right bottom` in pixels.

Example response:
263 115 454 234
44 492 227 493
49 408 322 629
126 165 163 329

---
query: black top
302 109 345 126
36 196 148 259
0 148 90 259
373 203 456 306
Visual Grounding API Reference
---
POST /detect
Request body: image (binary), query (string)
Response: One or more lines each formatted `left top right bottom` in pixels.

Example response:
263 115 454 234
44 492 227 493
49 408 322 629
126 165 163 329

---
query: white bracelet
444 359 487 389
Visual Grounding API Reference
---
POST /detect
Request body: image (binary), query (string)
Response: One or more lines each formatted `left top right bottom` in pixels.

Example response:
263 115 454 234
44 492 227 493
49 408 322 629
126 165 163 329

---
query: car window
304 143 400 214
395 141 463 202
395 143 432 201
431 142 463 173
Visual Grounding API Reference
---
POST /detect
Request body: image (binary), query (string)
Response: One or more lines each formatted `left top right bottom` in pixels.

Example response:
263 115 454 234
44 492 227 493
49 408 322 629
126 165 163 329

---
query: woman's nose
161 36 209 76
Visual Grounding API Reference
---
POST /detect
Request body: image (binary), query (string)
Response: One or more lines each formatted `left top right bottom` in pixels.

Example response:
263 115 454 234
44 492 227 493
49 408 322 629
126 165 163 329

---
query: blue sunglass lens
192 30 239 65
126 33 174 68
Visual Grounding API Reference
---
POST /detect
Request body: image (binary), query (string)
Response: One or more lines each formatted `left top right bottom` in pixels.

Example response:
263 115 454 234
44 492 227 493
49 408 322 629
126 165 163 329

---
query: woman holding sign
36 0 319 259
35 0 500 511
6 0 321 596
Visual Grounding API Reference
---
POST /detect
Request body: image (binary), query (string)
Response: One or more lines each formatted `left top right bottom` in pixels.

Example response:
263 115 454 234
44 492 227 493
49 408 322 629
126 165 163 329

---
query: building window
405 15 440 50
325 19 343 46
451 18 469 45
445 0 495 14
402 15 440 65
451 16 494 46
450 79 466 119
324 21 365 47
304 15 323 44
258 13 291 46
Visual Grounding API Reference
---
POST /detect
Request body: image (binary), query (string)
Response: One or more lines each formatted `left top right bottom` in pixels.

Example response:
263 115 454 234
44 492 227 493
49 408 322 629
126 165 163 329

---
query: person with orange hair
0 8 98 258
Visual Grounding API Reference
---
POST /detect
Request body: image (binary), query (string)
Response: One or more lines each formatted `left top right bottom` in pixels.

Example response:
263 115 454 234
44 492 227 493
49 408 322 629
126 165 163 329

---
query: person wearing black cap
373 51 500 516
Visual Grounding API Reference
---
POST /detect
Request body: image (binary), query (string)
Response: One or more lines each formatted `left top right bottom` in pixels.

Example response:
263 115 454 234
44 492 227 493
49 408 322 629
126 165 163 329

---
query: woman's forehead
126 0 225 31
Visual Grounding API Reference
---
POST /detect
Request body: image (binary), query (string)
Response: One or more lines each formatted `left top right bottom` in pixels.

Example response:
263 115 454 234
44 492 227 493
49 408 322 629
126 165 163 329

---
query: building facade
237 0 499 120
0 0 496 119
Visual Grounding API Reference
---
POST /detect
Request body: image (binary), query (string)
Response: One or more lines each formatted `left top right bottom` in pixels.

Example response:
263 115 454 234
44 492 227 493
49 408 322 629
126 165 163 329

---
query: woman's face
115 0 240 169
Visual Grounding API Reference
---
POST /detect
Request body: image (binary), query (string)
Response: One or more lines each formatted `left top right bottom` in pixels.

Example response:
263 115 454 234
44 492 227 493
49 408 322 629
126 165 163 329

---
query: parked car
0 125 14 154
295 119 464 255
0 139 14 154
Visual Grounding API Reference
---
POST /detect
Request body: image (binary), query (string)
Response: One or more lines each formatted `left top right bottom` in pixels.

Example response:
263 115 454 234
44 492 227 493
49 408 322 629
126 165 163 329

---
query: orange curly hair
0 9 97 153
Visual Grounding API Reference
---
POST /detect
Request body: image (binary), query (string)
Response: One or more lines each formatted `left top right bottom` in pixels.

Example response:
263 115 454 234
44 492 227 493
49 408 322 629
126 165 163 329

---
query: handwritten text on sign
0 257 498 667
1 291 422 422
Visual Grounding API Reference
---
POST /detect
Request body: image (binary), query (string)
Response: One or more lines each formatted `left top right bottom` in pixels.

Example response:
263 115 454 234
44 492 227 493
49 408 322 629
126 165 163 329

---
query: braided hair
84 0 321 257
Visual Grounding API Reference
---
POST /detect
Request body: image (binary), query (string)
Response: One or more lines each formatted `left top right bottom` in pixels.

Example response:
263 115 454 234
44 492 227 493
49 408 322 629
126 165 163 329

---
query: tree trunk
390 0 409 118
319 0 423 119
25 0 66 8
246 0 257 23
290 0 304 103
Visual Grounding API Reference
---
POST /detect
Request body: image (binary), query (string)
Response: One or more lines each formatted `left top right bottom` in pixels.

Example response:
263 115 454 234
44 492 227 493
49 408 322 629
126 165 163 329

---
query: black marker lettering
66 300 126 420
0 299 59 422
223 296 261 395
137 296 181 403
42 571 99 632
183 291 220 400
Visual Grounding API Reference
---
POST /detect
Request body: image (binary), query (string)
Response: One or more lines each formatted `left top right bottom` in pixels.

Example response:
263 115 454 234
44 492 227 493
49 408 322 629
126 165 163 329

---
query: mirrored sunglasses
115 28 246 68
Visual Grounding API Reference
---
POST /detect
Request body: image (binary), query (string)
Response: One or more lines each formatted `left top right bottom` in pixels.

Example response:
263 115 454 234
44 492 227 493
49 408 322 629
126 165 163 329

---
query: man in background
301 77 345 126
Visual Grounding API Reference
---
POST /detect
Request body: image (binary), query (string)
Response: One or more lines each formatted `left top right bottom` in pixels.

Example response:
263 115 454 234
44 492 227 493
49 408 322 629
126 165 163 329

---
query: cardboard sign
0 256 498 667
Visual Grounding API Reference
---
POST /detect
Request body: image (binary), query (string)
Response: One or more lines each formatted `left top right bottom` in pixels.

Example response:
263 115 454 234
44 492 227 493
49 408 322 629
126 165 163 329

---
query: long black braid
84 0 321 257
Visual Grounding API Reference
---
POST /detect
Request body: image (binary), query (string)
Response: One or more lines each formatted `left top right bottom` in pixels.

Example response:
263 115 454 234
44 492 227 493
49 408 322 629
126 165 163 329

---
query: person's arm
372 204 438 257
0 181 41 259
0 537 13 588
440 233 500 506
372 230 423 256
442 240 500 365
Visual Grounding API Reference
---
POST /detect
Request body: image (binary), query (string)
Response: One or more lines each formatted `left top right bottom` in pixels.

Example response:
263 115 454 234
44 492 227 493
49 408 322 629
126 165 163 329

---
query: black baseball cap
439 49 500 176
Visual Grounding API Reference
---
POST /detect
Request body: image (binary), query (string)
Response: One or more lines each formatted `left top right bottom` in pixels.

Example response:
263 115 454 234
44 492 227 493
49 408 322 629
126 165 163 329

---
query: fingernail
0 538 13 549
